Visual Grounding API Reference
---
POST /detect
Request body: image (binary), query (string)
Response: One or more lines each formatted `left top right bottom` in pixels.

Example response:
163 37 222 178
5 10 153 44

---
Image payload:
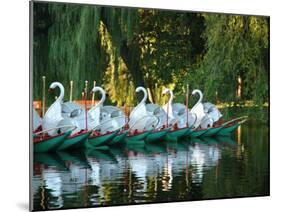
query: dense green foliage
33 2 269 106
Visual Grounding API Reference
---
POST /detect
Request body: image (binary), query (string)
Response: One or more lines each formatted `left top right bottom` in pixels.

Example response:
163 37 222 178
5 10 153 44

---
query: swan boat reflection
32 136 236 209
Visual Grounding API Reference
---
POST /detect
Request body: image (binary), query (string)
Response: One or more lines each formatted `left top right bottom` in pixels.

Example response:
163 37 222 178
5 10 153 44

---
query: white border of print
0 0 278 212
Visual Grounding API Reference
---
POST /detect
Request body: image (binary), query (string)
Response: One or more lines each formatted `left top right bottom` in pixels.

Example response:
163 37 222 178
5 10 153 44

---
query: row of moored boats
32 82 247 153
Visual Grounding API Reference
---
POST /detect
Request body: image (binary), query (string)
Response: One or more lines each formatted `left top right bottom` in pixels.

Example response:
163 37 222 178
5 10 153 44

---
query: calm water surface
32 119 269 210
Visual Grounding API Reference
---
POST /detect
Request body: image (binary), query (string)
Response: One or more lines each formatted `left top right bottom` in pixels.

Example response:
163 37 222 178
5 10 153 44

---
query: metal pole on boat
84 81 88 131
186 84 189 127
42 76 46 116
155 83 158 104
166 100 169 128
147 87 154 104
69 80 73 102
91 80 96 107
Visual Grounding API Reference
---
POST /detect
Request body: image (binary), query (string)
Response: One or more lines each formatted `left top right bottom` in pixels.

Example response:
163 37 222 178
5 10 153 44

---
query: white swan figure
162 88 177 127
129 87 147 124
172 103 197 128
42 82 65 136
129 86 158 131
190 89 206 128
203 102 222 122
146 103 167 129
100 105 126 132
87 86 106 130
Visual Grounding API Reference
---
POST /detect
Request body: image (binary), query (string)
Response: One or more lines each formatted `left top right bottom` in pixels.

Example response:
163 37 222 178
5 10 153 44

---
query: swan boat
124 87 159 145
161 88 196 141
186 89 245 138
33 126 73 153
37 82 93 151
83 86 126 148
33 81 248 151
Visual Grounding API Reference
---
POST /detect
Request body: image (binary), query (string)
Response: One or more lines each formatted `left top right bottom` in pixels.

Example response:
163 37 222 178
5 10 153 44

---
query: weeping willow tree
33 3 105 105
33 2 269 108
138 10 205 104
196 14 269 104
33 2 140 106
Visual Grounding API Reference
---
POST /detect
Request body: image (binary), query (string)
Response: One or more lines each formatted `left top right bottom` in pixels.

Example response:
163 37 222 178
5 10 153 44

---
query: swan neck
140 87 147 104
193 90 203 109
56 83 64 103
96 88 105 107
168 90 173 106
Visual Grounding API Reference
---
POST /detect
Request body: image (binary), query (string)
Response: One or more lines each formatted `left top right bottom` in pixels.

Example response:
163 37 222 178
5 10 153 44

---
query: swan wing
88 105 101 129
129 103 147 126
98 115 126 134
162 103 174 119
200 115 214 129
62 101 83 116
42 101 64 136
190 103 205 128
129 115 158 131
203 102 215 113
102 105 125 118
203 102 222 122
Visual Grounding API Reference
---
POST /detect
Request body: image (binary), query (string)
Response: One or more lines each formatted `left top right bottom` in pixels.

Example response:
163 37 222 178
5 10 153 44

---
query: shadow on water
32 120 269 210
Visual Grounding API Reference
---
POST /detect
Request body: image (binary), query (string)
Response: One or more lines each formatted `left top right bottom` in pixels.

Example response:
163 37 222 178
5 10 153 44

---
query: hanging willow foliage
197 14 269 104
33 2 140 106
33 2 269 107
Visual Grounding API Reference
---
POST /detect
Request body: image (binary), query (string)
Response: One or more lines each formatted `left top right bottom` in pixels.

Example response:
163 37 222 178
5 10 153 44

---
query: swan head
49 82 62 93
192 89 202 96
92 86 105 94
135 86 145 93
162 88 170 95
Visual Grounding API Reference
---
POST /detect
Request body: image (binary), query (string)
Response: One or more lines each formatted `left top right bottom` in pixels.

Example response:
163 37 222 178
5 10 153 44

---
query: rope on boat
33 125 77 136
222 116 248 126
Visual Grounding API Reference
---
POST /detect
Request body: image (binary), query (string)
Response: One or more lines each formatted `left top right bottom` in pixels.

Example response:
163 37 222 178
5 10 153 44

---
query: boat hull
85 131 118 148
145 128 171 143
125 130 152 145
217 123 241 136
189 128 208 138
109 130 129 146
202 126 224 137
33 131 71 153
57 131 92 151
166 127 189 139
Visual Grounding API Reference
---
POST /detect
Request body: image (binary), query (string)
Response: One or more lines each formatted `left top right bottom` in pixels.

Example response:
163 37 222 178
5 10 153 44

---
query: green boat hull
125 130 152 144
145 143 166 153
202 126 224 137
166 127 189 140
109 130 129 146
189 129 208 138
145 128 170 143
57 151 91 168
34 131 71 153
217 123 241 136
126 143 146 152
184 128 193 136
57 131 92 151
86 131 118 148
34 153 67 170
189 137 204 143
86 149 116 161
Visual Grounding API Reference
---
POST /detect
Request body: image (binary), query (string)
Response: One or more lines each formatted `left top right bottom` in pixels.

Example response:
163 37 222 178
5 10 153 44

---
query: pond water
32 118 269 210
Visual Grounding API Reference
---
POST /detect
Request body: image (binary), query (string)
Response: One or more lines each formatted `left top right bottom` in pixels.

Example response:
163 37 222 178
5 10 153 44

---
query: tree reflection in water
32 122 269 210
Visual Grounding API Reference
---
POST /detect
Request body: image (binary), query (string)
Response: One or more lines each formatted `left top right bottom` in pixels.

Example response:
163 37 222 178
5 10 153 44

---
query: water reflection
33 123 269 210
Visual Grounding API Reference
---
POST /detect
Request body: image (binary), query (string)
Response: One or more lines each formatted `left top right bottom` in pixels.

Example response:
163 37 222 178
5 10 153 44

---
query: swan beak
48 88 54 93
